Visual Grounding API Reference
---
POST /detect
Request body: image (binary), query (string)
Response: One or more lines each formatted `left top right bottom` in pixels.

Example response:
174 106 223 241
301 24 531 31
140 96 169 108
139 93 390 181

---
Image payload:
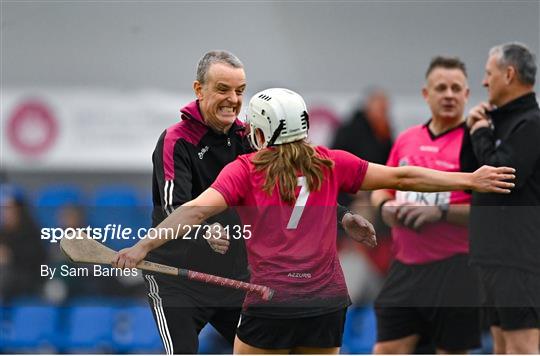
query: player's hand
380 200 401 228
206 223 230 254
471 165 515 193
396 204 442 231
112 244 149 269
342 213 377 248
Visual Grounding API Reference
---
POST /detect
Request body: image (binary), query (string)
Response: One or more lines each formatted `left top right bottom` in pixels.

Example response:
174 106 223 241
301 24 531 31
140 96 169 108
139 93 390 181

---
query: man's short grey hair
489 42 537 86
196 50 244 84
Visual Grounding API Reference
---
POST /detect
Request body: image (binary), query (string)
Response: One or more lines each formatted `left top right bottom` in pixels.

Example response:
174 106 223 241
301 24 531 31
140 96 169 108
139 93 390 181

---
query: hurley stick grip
182 270 275 301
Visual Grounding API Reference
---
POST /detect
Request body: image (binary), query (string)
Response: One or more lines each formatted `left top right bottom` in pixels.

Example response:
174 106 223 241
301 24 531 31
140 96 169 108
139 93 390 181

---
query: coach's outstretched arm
112 188 228 269
360 163 515 193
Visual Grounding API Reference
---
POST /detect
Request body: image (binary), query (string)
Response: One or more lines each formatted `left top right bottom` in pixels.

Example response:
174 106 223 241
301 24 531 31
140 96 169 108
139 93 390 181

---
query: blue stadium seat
1 305 59 352
0 305 7 353
34 184 83 227
481 331 494 353
469 331 493 354
139 190 153 231
341 306 377 354
93 185 139 207
64 305 115 352
198 324 232 354
88 185 143 250
113 305 163 353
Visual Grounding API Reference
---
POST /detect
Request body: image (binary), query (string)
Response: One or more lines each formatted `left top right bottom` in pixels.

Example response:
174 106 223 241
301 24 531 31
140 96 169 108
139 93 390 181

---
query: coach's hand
342 213 377 248
466 102 492 128
112 244 150 269
206 223 230 254
467 102 496 135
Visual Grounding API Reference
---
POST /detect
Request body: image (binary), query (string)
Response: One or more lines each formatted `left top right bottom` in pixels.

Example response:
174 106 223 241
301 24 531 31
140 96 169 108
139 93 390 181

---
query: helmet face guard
246 88 309 151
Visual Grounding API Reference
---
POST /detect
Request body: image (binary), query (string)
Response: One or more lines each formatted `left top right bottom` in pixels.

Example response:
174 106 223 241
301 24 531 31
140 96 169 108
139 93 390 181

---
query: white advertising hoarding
1 88 429 171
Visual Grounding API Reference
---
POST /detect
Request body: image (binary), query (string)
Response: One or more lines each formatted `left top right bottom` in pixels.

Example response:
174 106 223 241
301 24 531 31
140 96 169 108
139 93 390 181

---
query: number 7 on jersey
287 176 310 229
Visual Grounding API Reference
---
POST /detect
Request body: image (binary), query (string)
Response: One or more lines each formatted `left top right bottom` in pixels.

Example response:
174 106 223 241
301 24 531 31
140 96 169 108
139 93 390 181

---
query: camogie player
114 88 515 354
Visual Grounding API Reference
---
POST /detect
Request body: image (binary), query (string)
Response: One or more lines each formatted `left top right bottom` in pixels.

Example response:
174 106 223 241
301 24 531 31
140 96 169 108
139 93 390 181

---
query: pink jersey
386 122 471 265
211 146 368 317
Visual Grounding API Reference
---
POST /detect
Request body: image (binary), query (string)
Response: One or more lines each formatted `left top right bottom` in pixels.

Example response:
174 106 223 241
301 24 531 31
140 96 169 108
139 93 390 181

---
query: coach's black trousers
144 274 243 354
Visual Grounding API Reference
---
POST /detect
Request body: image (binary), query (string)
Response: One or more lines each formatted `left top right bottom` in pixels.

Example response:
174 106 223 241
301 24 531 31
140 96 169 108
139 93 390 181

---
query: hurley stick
59 234 274 301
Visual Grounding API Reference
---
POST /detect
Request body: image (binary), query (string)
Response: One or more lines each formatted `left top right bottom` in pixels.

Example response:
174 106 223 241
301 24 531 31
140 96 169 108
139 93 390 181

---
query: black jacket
148 100 250 302
332 110 392 234
460 93 540 273
332 110 392 165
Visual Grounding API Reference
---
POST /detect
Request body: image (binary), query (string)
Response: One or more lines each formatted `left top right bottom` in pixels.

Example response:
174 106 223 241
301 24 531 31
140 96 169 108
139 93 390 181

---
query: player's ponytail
252 140 334 204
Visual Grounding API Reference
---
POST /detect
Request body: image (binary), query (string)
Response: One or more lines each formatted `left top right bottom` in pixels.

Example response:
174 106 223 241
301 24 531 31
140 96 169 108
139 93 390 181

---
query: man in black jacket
463 42 540 354
143 50 375 354
145 51 250 355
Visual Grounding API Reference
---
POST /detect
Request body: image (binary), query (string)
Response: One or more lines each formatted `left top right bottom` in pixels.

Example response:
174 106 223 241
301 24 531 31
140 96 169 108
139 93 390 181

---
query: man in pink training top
371 56 482 353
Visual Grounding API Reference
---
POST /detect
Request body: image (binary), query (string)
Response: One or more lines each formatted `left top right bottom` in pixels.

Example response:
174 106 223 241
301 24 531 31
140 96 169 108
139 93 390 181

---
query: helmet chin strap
267 120 285 147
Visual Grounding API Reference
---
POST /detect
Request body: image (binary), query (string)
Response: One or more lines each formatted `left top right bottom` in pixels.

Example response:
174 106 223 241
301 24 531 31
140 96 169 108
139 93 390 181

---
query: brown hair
252 141 334 204
425 56 467 78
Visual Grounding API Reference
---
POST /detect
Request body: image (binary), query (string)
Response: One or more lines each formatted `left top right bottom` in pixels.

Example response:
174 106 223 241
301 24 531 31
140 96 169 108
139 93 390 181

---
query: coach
462 42 540 354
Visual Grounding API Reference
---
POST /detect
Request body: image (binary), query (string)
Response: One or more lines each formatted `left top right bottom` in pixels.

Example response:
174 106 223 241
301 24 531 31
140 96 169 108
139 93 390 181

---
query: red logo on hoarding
305 106 341 146
308 106 341 128
6 100 58 156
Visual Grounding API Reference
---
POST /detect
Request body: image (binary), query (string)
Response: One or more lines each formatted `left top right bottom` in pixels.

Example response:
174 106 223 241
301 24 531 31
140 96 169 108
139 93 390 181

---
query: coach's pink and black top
147 100 251 307
212 146 369 318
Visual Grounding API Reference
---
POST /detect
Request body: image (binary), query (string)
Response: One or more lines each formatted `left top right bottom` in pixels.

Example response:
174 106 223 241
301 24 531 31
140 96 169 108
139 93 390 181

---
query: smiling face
423 67 469 123
193 62 246 133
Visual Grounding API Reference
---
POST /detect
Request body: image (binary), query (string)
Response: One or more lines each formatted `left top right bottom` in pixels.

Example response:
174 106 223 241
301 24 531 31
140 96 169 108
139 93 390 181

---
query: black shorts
374 254 481 351
477 266 540 330
236 308 347 349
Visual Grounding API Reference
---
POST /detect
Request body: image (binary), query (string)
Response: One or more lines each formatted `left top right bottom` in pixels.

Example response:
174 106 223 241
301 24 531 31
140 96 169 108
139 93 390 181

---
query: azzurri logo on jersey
287 272 312 279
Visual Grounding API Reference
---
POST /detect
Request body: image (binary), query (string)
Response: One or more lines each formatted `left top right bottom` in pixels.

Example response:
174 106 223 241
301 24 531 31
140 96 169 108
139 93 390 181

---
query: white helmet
246 88 309 150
